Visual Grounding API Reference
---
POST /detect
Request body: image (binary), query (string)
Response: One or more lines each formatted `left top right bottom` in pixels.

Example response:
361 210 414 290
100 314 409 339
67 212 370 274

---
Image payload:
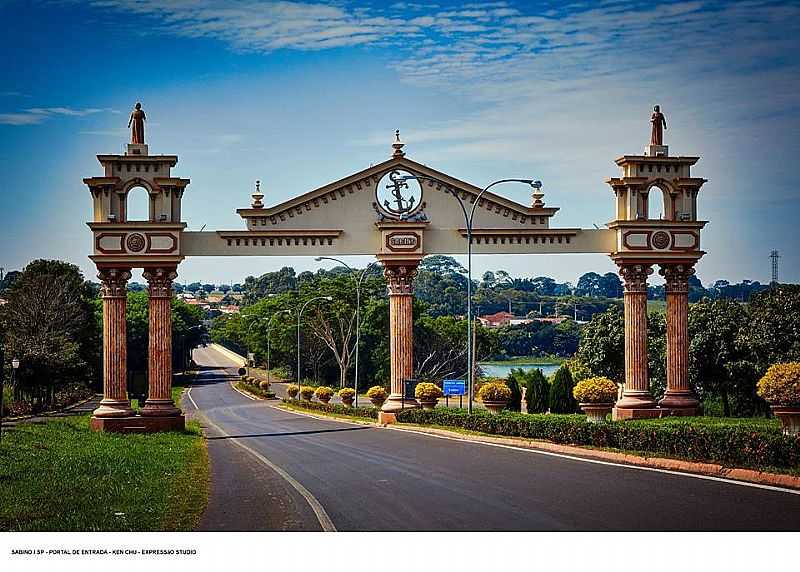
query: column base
92 399 135 418
612 407 665 421
381 395 420 412
658 391 701 415
141 399 182 417
614 391 658 410
90 414 185 433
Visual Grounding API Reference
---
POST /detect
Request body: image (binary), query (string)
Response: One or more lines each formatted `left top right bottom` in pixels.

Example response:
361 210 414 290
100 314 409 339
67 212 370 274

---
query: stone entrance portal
82 104 706 432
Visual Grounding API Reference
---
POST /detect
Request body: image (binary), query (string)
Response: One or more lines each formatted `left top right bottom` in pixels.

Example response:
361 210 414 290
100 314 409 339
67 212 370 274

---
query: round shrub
366 386 388 401
415 382 443 400
299 385 315 400
259 380 270 390
287 385 299 398
573 376 618 403
338 387 356 400
314 386 334 401
477 382 512 402
757 362 800 405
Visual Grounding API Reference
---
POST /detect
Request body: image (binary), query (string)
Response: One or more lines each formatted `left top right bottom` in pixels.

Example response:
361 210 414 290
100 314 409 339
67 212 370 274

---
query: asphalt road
188 345 800 532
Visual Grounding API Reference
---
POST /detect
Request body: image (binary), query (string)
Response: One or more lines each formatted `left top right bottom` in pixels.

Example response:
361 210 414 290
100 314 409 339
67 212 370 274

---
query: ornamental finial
392 129 405 158
251 179 264 208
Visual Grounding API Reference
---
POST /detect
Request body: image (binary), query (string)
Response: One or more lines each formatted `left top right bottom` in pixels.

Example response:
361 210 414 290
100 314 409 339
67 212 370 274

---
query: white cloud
0 106 111 125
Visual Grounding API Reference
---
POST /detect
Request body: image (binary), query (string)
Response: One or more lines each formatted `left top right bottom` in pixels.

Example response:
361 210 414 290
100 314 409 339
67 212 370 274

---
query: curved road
188 345 800 531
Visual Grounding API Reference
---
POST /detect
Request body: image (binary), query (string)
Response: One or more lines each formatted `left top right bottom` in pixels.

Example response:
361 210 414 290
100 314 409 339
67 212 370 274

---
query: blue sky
1 0 798 287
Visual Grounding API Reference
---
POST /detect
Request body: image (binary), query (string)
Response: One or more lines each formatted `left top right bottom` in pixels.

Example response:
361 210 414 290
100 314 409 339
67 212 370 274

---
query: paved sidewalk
1 395 101 428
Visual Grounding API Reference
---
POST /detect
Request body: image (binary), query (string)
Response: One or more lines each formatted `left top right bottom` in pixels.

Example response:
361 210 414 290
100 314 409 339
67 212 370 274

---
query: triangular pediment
236 155 559 227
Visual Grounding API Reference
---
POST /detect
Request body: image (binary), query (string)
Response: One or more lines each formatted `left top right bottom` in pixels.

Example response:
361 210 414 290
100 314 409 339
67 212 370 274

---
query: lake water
478 363 560 379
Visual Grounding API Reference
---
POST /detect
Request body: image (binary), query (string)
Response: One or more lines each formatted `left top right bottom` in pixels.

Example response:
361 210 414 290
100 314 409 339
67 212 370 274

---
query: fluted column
658 263 700 413
615 263 657 412
93 268 134 418
141 266 181 417
382 262 420 412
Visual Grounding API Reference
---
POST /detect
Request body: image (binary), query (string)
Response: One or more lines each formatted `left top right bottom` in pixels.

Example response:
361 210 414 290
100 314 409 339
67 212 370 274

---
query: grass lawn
0 377 209 532
647 299 667 313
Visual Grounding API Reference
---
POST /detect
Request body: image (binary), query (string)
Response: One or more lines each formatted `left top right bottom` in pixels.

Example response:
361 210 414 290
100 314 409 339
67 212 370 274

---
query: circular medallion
375 169 423 219
126 233 146 252
651 231 670 250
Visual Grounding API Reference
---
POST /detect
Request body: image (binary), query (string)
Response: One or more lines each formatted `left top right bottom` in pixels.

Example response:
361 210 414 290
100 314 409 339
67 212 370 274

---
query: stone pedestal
382 262 420 412
658 263 700 415
141 267 182 418
93 268 135 419
613 263 658 420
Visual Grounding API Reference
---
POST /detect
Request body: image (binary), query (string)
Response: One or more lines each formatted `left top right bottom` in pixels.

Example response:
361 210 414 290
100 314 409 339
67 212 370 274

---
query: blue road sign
443 379 466 396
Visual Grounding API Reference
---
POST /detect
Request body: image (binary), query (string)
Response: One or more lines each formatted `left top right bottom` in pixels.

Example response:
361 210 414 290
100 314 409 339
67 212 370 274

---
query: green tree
688 299 758 416
745 285 800 370
577 306 625 382
1 260 100 407
504 371 522 412
519 368 549 413
549 364 577 413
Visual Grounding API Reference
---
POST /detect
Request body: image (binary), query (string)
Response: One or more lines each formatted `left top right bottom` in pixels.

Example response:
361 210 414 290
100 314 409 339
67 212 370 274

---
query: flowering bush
757 363 800 405
366 386 387 401
299 385 315 400
338 387 356 400
415 382 443 400
573 376 618 403
477 382 512 402
314 386 334 401
259 380 270 390
287 385 299 398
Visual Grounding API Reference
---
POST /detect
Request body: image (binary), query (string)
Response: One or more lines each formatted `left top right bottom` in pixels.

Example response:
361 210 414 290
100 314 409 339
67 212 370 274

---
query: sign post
443 379 466 409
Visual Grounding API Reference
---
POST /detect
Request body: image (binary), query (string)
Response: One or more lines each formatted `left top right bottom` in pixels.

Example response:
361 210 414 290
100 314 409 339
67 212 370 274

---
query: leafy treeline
0 260 203 413
576 285 800 416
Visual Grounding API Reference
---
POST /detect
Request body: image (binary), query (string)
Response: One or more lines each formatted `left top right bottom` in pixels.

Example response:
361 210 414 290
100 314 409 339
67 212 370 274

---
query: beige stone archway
83 108 706 431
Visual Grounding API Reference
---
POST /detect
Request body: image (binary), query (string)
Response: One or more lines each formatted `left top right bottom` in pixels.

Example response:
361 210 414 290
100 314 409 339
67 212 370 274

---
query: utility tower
770 250 780 285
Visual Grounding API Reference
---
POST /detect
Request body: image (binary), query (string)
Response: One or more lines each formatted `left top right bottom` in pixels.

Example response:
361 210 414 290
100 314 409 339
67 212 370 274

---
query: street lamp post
398 175 541 413
295 296 333 399
11 357 19 403
243 315 264 376
315 257 378 408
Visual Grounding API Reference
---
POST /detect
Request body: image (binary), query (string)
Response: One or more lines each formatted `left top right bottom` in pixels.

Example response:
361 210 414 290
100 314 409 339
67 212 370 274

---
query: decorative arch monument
83 103 706 431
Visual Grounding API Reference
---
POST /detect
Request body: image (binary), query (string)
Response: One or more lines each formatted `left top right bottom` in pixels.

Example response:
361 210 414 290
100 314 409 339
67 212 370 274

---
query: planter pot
771 405 800 436
580 402 613 424
483 400 508 415
318 396 331 404
370 398 386 408
341 397 354 408
418 398 438 410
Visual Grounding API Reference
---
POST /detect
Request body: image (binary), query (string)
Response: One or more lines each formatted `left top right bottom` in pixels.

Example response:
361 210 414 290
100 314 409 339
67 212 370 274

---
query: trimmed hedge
394 408 800 470
281 399 379 420
235 381 276 400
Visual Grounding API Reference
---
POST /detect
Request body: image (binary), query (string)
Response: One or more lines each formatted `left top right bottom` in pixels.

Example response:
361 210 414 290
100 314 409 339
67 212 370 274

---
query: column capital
618 263 652 293
143 266 178 298
383 263 418 296
659 263 696 294
97 268 131 298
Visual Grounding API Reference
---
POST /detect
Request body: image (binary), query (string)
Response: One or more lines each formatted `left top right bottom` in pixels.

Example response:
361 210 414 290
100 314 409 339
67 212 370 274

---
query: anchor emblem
382 170 417 215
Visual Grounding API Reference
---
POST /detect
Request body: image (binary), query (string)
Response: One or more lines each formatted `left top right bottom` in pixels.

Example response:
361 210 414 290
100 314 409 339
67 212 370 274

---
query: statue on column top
650 105 667 146
128 102 146 145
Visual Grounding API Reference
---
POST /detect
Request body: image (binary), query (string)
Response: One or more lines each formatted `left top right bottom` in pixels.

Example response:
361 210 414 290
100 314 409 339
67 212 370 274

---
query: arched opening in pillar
647 185 668 220
126 186 152 222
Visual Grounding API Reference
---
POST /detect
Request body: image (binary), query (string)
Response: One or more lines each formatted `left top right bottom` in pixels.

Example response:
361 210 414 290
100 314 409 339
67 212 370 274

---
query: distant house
218 304 240 314
533 316 569 325
478 311 515 328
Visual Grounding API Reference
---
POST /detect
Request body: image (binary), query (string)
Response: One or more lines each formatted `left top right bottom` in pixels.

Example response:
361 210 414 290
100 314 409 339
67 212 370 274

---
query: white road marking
230 382 257 400
199 413 337 532
186 388 199 410
387 425 800 496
